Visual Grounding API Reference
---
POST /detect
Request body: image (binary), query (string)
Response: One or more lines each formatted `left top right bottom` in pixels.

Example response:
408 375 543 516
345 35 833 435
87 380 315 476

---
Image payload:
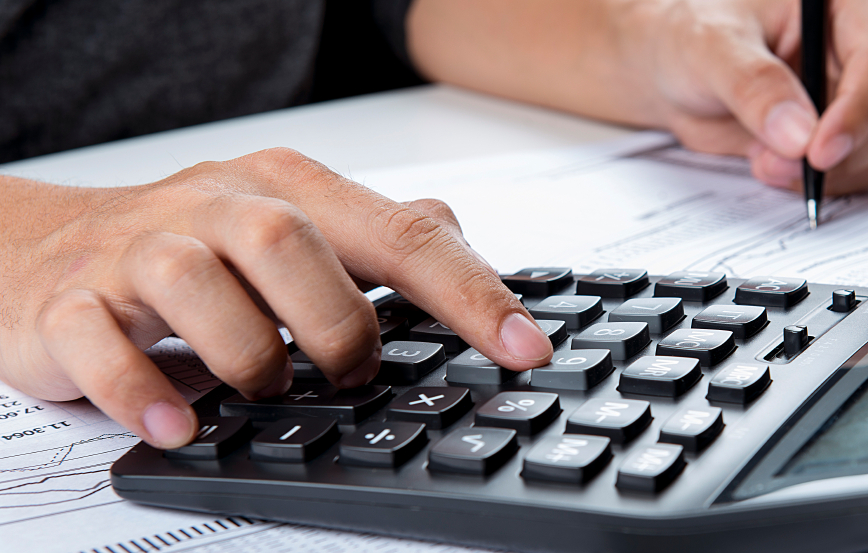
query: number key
576 269 649 298
379 341 445 384
571 322 650 360
608 297 684 334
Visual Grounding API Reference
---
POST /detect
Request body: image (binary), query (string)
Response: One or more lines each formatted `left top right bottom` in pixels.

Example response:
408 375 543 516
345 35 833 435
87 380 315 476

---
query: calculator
111 268 868 553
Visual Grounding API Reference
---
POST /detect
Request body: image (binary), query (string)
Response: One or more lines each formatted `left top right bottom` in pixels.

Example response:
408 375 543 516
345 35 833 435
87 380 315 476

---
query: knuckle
136 235 217 291
235 201 319 257
307 301 379 369
37 290 102 338
374 206 451 262
250 147 326 181
225 333 285 387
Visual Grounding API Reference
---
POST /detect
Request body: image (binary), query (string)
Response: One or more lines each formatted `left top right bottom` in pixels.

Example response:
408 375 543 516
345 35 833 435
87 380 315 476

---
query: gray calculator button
692 305 767 339
656 328 735 366
340 421 428 468
659 407 724 453
654 272 727 301
571 322 650 360
616 443 685 493
576 269 649 298
536 319 568 346
529 295 603 329
377 316 410 344
428 427 519 475
165 417 252 460
379 341 446 384
502 267 573 296
446 348 516 385
290 350 325 381
707 363 771 404
377 296 429 326
734 276 808 307
388 387 472 429
249 418 339 463
522 435 612 484
220 384 392 424
475 392 561 435
832 289 858 312
619 356 701 398
566 398 652 444
530 350 613 390
608 297 684 334
410 318 466 352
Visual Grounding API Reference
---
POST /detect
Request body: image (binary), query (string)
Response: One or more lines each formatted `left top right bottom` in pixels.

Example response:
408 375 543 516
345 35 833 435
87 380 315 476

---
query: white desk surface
0 84 633 187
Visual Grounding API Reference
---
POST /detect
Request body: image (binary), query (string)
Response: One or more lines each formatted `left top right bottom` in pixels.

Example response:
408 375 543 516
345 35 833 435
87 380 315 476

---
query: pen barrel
801 0 827 112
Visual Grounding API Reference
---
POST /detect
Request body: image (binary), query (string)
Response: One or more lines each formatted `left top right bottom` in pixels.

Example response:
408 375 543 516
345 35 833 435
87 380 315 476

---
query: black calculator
111 268 868 553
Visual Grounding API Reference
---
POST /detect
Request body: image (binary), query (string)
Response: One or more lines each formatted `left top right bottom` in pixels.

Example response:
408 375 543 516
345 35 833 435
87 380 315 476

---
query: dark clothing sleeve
372 0 417 67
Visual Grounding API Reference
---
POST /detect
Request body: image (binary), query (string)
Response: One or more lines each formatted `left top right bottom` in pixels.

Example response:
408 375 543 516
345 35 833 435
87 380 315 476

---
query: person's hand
408 0 868 194
0 148 553 449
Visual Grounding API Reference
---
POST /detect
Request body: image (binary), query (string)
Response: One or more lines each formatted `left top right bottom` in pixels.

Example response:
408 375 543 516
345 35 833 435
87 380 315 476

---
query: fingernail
253 360 294 399
816 134 854 169
500 313 551 361
143 402 195 449
338 349 380 388
765 101 815 156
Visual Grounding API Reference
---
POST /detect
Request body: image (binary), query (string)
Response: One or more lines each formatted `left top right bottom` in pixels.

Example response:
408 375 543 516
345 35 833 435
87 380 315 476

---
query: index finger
235 149 553 371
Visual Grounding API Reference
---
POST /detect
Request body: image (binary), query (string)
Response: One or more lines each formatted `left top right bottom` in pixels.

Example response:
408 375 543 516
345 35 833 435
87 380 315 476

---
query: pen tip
807 199 819 230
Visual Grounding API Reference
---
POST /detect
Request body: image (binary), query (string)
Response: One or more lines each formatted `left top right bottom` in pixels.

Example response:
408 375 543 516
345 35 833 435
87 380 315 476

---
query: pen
802 0 826 230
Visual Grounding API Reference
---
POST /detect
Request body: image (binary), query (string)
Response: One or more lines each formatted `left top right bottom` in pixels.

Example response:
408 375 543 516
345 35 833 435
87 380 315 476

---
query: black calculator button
832 289 858 312
379 341 446 384
164 417 252 460
571 322 650 360
377 296 429 326
536 319 568 346
514 293 525 306
734 277 808 307
565 398 652 444
692 305 767 339
388 387 472 429
576 269 649 298
377 316 409 344
475 392 561 435
616 444 685 493
783 325 810 356
290 350 326 381
446 348 516 384
656 328 735 366
608 298 684 334
502 267 573 296
249 418 339 463
409 318 467 353
220 384 392 424
340 422 428 468
529 295 603 330
707 363 771 404
530 350 614 391
522 435 612 484
659 407 723 453
654 272 727 302
619 356 701 398
428 427 519 475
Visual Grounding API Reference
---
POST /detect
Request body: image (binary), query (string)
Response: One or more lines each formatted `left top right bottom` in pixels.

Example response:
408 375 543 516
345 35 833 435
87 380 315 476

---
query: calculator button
377 296 429 326
387 387 472 429
164 417 252 460
249 418 339 463
529 295 603 330
290 350 325 381
734 277 808 307
692 305 767 339
340 422 428 468
608 298 684 334
475 392 561 435
783 325 810 357
565 398 652 444
536 319 569 346
502 267 573 296
446 348 516 384
576 269 649 298
831 289 857 312
522 435 612 484
220 384 392 424
656 328 735 366
707 363 771 404
410 318 467 352
659 407 724 453
379 341 446 384
616 444 685 493
654 272 727 301
377 316 410 344
619 356 701 398
428 427 519 475
530 350 614 391
571 322 650 360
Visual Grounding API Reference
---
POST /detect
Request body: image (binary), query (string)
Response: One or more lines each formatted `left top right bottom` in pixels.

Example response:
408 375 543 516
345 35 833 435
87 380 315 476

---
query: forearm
407 0 667 128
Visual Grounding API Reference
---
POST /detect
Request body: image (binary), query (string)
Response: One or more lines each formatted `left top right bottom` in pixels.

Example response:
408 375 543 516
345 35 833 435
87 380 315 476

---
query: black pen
802 0 826 229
